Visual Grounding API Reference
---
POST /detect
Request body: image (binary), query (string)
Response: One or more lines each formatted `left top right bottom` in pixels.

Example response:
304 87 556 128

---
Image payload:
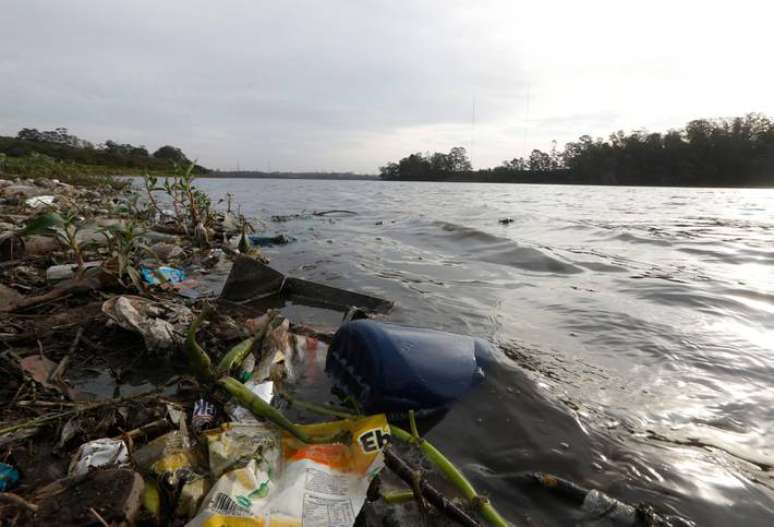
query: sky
2 0 773 173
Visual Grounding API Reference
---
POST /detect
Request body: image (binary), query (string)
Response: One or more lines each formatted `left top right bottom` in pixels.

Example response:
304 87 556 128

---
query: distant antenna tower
522 77 531 155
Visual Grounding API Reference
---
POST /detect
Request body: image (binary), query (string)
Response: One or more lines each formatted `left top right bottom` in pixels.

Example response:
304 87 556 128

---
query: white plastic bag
69 438 130 477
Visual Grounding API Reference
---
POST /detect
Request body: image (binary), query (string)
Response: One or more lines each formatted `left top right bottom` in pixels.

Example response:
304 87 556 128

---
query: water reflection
195 179 774 525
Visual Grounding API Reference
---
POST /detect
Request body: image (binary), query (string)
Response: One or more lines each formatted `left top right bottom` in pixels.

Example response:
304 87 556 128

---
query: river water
197 178 774 526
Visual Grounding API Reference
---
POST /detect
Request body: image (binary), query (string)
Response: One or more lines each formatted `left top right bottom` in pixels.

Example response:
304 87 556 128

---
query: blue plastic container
0 462 20 492
325 320 494 416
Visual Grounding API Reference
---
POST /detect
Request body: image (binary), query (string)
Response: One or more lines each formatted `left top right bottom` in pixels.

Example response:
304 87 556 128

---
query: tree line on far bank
0 127 205 172
379 114 774 186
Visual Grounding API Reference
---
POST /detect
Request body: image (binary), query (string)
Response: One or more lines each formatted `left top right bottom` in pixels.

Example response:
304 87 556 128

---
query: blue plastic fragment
325 320 494 416
0 462 20 492
140 266 187 286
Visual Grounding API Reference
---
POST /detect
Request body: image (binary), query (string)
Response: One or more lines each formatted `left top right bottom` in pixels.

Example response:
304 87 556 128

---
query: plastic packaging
69 437 131 476
176 477 211 519
202 422 280 479
187 415 389 527
326 320 493 415
140 265 187 285
192 398 218 431
133 430 203 488
25 195 56 208
102 295 193 352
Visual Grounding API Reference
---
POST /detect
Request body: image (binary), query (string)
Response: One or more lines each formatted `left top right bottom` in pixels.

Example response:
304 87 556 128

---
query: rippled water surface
197 179 774 525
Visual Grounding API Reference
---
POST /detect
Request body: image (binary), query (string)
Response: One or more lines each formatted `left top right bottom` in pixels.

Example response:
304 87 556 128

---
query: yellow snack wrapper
187 415 389 527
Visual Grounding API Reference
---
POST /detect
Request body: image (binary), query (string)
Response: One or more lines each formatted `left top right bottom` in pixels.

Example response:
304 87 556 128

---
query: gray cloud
2 1 773 171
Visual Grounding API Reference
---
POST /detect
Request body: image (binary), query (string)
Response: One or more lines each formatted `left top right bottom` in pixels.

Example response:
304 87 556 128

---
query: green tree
153 145 189 164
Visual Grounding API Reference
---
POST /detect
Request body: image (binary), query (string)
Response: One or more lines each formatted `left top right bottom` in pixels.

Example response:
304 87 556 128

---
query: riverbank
0 172 253 523
0 173 515 526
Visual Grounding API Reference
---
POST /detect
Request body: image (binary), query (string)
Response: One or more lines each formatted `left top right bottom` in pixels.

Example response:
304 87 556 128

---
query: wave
430 221 583 274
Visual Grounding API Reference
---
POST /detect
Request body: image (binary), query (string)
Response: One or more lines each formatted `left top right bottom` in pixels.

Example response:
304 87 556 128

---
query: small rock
499 217 514 225
75 226 109 246
141 230 181 244
1 184 48 202
47 261 102 283
23 235 61 256
150 241 184 261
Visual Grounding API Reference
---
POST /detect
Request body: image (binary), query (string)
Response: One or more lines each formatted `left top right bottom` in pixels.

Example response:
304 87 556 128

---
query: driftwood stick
49 327 83 383
0 492 39 512
383 444 483 527
90 507 110 527
115 418 170 442
0 389 163 436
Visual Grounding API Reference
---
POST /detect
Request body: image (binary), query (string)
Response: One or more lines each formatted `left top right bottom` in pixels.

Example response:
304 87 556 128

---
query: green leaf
17 212 65 237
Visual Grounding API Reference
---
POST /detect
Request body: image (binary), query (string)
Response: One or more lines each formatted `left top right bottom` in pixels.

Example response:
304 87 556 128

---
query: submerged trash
140 265 187 285
517 472 693 527
102 295 193 352
0 462 20 492
499 217 514 224
246 233 293 247
220 255 393 314
69 437 131 477
327 320 494 416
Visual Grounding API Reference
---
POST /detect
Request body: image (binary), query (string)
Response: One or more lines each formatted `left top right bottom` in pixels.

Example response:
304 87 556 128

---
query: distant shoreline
198 174 774 189
205 171 378 181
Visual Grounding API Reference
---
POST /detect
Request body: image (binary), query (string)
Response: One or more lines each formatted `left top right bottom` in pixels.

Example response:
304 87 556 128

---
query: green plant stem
215 312 278 376
218 376 348 445
281 392 510 527
382 490 416 504
215 337 255 377
186 309 214 382
142 175 165 220
409 409 420 439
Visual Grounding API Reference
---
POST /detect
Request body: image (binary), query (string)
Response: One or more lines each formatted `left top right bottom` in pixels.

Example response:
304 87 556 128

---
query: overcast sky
2 1 773 172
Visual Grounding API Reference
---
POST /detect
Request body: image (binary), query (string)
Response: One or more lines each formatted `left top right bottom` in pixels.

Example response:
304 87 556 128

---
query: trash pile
0 173 510 527
0 174 689 526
